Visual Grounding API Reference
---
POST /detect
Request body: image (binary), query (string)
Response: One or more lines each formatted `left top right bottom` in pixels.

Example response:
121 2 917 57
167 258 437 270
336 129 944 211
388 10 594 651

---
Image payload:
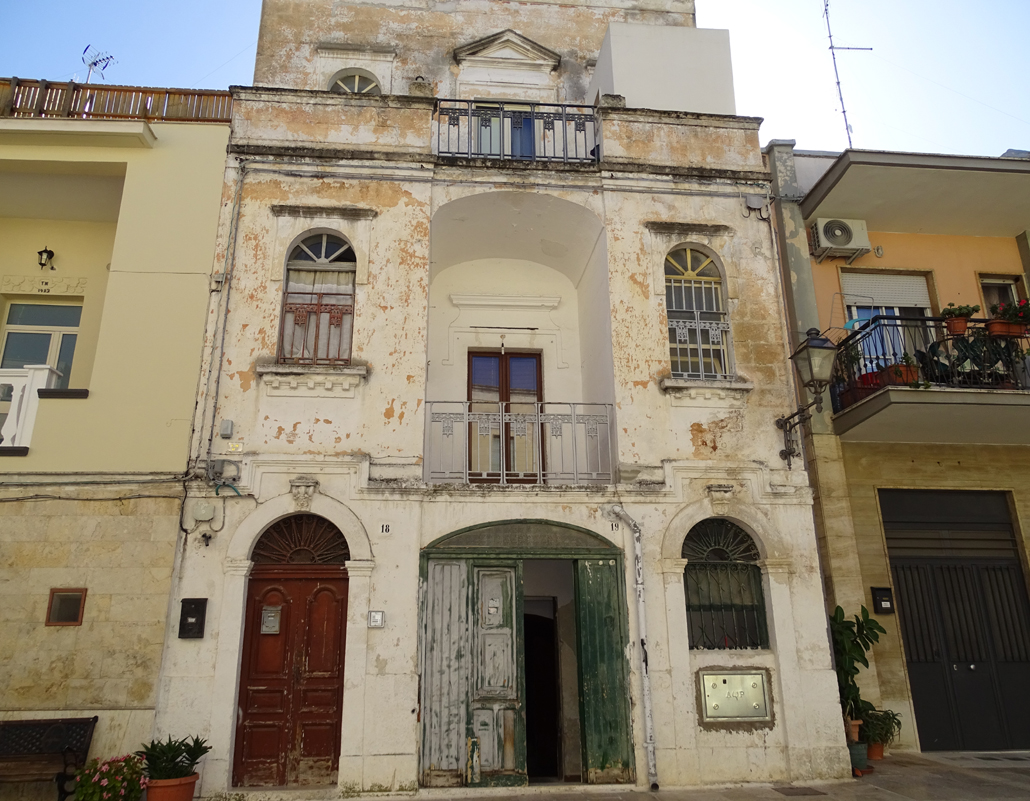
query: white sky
4 0 1028 157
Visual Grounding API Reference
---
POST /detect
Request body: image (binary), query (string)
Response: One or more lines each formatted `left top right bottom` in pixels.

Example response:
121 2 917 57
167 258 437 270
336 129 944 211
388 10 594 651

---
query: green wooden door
575 559 635 784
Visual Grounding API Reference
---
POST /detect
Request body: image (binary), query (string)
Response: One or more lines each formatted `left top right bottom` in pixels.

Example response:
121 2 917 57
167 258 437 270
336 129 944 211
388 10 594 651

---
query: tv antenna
82 45 117 83
823 1 871 148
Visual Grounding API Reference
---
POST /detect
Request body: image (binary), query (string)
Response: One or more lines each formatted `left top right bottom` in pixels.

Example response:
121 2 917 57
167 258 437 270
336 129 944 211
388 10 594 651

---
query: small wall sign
178 598 208 639
699 670 771 722
368 611 385 628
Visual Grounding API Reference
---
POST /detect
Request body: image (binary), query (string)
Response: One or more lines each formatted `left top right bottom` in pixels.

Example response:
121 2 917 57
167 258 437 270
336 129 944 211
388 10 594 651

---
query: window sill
0 446 29 456
37 388 89 399
257 363 368 398
659 377 753 409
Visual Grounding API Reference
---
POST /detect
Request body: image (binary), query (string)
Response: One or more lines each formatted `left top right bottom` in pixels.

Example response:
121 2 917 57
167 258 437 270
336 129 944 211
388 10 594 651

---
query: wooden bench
0 716 98 801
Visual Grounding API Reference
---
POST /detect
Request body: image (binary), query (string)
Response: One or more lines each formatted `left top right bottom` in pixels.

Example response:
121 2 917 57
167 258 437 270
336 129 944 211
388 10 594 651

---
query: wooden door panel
234 573 348 788
575 559 634 784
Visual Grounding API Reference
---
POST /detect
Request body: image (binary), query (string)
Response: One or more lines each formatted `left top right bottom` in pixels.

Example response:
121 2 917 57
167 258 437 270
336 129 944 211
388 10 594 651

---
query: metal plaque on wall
700 670 771 722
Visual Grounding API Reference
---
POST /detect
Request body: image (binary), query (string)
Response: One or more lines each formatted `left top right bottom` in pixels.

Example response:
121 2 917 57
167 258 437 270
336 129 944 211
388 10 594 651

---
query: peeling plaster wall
254 0 696 101
167 35 846 791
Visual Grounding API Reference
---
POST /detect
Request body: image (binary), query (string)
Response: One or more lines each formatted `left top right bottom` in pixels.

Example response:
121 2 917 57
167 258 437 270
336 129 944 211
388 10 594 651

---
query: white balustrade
0 365 61 448
425 401 614 485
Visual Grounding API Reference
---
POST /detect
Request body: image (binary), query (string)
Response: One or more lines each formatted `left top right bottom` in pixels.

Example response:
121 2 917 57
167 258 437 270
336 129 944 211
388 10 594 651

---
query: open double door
420 557 635 787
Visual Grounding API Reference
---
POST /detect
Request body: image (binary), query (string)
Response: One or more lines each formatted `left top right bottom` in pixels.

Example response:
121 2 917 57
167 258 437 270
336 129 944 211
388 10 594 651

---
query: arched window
279 233 356 365
328 69 382 95
682 519 768 649
665 246 732 380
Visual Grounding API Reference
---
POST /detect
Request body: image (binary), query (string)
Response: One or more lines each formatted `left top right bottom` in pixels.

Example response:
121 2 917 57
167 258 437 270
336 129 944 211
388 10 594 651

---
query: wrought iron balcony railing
831 316 1030 413
425 401 614 484
434 99 598 164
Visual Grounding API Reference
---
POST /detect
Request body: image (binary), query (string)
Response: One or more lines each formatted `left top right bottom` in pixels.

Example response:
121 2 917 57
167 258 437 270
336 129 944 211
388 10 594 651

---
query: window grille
665 247 732 380
682 518 768 650
329 69 381 95
279 233 356 365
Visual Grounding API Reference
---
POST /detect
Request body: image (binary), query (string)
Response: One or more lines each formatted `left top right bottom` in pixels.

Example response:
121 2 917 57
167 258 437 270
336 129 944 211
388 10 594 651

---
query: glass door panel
467 353 542 481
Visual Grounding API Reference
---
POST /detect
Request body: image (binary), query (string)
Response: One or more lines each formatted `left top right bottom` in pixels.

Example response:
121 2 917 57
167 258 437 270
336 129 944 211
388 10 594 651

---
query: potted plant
75 754 147 801
829 605 885 772
941 302 980 335
860 708 902 760
136 735 211 801
879 352 919 386
988 299 1030 337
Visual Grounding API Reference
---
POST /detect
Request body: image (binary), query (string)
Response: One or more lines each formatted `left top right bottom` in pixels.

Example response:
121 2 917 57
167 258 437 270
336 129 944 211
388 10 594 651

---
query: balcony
1 78 232 122
433 99 598 164
0 365 61 454
425 401 614 485
829 316 1030 444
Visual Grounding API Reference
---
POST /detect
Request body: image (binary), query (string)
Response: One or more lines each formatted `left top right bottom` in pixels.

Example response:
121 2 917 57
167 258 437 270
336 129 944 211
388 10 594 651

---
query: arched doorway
233 514 350 787
419 520 634 788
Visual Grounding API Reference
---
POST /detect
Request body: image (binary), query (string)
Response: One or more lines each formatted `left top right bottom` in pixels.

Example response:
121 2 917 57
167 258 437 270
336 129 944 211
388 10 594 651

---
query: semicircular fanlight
681 518 759 563
252 514 351 565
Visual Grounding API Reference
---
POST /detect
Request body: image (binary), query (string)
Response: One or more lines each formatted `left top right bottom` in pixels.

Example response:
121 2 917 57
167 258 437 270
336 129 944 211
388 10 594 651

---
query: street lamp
776 328 838 468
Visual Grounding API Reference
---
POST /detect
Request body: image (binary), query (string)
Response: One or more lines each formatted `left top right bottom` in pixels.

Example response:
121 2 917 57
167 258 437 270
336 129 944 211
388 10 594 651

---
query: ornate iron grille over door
682 519 768 650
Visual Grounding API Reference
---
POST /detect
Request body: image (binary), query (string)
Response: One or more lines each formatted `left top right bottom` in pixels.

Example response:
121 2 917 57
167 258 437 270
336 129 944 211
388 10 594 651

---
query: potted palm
941 302 980 336
829 605 885 773
860 708 902 760
988 299 1030 337
136 735 211 801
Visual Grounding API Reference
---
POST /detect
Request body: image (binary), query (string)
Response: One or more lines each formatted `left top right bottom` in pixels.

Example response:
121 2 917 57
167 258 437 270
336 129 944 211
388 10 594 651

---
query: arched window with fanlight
665 246 732 380
328 68 382 95
279 233 356 365
682 519 768 649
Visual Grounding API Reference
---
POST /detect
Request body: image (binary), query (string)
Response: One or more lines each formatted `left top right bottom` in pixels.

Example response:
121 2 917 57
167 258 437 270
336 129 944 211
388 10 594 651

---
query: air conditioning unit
810 218 872 264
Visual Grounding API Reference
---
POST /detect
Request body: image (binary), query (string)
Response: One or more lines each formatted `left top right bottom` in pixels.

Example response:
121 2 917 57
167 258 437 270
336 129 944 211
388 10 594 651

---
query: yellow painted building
0 79 229 798
769 144 1030 753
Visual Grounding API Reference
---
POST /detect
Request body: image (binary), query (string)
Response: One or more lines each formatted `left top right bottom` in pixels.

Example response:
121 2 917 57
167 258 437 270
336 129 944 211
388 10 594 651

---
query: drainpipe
608 504 659 791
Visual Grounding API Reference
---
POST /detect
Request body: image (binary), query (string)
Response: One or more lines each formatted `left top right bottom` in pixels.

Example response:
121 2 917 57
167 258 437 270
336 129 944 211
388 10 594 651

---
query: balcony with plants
828 310 1030 444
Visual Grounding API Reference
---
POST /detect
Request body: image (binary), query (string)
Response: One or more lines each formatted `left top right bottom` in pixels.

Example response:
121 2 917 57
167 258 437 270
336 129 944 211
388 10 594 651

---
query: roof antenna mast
823 1 871 148
82 45 117 84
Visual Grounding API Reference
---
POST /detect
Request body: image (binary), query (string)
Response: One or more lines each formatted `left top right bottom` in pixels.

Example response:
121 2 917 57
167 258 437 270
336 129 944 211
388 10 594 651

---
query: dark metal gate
882 490 1030 751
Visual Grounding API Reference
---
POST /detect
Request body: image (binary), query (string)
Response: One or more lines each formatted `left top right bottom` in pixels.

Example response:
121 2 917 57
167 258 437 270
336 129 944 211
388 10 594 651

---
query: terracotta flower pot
879 364 919 386
986 319 1027 338
945 316 969 336
846 718 863 743
867 741 884 760
145 773 199 801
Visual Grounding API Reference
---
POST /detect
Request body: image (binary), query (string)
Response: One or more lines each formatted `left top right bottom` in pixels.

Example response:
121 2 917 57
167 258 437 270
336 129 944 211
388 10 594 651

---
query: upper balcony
228 87 766 179
830 315 1030 444
1 78 232 123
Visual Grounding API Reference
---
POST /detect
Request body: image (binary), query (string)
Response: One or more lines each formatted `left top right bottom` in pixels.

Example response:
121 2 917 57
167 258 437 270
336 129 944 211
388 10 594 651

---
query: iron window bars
682 519 769 650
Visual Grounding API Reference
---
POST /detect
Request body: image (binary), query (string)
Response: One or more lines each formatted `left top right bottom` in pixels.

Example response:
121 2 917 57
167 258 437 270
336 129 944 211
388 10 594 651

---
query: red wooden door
233 567 349 786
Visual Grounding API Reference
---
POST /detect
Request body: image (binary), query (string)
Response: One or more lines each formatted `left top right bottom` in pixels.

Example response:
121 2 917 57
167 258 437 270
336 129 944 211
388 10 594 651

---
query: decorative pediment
454 29 561 72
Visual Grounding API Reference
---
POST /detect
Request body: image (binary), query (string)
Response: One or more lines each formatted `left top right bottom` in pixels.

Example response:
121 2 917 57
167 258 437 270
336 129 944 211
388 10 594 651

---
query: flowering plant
990 298 1030 323
74 754 146 801
940 302 980 319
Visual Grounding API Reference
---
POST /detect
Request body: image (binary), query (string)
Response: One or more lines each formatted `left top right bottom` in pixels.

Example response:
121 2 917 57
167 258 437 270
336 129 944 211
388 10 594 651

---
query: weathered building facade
155 1 850 794
0 80 230 799
769 143 1030 754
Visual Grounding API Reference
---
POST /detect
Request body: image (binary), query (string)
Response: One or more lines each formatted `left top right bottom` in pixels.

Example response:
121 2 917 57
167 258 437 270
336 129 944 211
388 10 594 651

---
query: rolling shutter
841 273 931 309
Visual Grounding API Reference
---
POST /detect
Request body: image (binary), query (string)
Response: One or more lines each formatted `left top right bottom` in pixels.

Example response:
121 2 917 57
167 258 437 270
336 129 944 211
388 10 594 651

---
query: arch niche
233 514 351 788
419 520 635 788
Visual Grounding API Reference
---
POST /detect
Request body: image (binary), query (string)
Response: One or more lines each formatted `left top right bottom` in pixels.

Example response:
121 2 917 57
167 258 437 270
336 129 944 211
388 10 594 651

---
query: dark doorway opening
523 559 582 783
524 598 560 780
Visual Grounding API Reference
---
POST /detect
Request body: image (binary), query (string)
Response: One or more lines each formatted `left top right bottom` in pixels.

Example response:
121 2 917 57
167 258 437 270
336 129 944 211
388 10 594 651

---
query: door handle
969 664 976 671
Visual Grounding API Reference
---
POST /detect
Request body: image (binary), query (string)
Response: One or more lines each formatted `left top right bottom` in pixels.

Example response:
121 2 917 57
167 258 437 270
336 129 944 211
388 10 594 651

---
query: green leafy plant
829 605 886 720
860 708 902 746
136 735 211 780
75 754 146 801
941 302 981 319
990 298 1030 323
